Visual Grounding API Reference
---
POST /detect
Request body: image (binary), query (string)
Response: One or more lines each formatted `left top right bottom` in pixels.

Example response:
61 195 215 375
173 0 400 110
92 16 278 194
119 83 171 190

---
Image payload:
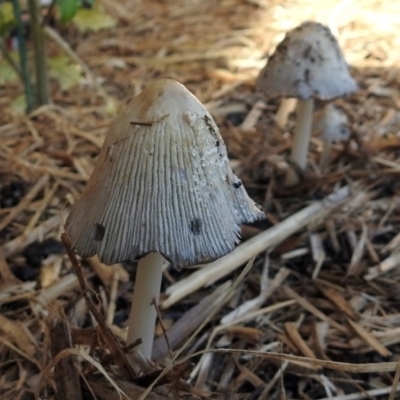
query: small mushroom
65 79 265 360
318 104 350 171
256 21 358 185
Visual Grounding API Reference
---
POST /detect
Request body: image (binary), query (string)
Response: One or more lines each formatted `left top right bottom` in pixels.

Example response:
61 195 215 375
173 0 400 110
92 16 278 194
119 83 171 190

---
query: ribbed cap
65 79 265 269
256 21 358 100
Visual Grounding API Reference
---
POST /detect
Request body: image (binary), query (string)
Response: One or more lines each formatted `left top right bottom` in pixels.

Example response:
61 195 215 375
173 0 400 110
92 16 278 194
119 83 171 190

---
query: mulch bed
1 0 400 399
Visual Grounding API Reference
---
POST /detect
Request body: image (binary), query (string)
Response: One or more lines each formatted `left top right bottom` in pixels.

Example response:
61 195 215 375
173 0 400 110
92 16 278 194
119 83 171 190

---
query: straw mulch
1 0 400 399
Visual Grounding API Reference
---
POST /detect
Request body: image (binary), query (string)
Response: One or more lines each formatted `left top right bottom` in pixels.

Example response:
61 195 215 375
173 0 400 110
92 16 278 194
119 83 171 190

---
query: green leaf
0 2 15 35
73 7 116 32
11 93 27 114
0 54 19 85
57 0 79 23
49 55 82 91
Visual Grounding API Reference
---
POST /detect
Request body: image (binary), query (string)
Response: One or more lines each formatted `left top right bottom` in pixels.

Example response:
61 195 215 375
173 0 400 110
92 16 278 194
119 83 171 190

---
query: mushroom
65 79 265 361
256 21 358 185
275 98 297 129
318 104 350 170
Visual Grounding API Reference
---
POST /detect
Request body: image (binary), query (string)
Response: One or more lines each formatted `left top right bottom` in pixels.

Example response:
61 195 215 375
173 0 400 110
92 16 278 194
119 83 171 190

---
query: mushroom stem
127 252 165 360
319 136 332 171
275 98 297 129
285 98 314 186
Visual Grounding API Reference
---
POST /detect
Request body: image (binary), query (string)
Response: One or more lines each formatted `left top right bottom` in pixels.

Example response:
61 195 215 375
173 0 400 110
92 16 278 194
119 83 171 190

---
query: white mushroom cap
65 79 265 269
319 104 350 143
256 21 358 100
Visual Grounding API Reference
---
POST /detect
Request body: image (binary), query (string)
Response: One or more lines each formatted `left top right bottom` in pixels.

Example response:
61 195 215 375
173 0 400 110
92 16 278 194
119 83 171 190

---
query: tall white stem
127 252 164 360
285 98 314 186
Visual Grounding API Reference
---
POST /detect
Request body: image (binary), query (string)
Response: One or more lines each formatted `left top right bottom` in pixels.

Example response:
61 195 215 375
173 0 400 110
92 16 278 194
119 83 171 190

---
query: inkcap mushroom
256 21 358 185
65 79 265 360
318 104 350 170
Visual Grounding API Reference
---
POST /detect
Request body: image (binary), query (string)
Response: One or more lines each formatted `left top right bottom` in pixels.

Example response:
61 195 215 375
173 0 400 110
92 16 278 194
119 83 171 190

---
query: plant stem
127 252 165 361
11 0 34 111
28 0 50 106
285 98 314 186
0 37 22 79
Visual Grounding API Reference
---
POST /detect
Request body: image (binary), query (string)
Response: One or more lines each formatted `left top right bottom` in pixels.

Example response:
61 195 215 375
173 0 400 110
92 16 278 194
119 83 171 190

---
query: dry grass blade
38 348 129 399
61 233 136 380
347 223 368 276
33 273 79 315
23 180 59 235
189 349 399 373
0 335 40 368
85 374 169 400
152 281 231 361
364 252 400 280
220 299 296 328
163 185 350 308
347 318 392 357
87 256 129 287
0 281 36 305
0 174 49 232
317 283 358 320
389 360 400 400
284 286 348 333
224 325 263 341
240 100 266 132
0 314 35 357
2 214 64 257
221 264 290 324
0 249 19 284
319 384 400 400
285 322 319 362
47 307 82 400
